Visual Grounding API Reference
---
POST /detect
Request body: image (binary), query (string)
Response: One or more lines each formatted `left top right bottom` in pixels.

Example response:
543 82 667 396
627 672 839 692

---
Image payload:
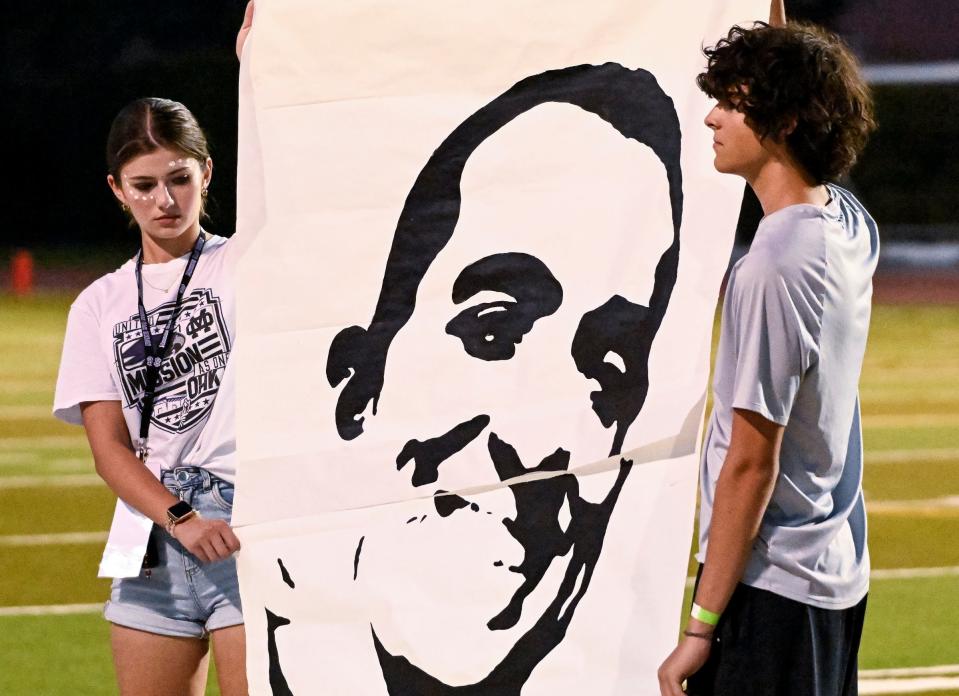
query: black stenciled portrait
269 62 682 694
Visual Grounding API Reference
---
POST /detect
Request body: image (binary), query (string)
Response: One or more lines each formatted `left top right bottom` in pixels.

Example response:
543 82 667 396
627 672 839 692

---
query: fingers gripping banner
234 1 763 693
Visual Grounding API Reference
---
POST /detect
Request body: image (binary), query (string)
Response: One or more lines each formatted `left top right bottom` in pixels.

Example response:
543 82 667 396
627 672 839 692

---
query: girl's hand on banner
657 633 712 696
236 1 255 60
173 517 241 563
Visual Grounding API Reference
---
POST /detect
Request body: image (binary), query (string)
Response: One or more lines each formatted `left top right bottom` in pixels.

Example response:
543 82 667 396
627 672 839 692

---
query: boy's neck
747 152 830 217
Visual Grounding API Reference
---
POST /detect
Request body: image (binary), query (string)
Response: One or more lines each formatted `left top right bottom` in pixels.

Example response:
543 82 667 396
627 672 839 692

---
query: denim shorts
104 467 243 639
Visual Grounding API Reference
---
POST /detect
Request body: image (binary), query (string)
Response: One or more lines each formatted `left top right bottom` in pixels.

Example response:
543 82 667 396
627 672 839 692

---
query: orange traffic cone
11 249 34 296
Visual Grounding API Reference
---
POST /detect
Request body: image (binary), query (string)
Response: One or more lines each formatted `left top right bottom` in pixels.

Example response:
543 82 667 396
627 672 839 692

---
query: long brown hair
106 97 211 218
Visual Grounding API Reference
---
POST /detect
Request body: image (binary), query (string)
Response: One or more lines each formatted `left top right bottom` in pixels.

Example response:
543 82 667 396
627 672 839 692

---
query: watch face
168 500 194 521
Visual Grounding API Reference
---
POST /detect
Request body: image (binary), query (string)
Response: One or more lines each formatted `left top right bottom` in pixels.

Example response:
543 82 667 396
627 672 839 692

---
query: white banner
234 1 762 693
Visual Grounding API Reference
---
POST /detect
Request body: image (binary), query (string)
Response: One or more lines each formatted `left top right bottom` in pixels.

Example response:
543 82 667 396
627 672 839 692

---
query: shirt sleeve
53 299 121 425
728 261 821 426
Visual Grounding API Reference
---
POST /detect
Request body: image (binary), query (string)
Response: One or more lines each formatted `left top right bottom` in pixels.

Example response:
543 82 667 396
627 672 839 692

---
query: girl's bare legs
212 625 248 695
111 624 209 696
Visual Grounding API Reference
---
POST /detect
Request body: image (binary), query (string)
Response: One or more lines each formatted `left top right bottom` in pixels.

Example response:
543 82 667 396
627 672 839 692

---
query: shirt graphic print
113 287 231 434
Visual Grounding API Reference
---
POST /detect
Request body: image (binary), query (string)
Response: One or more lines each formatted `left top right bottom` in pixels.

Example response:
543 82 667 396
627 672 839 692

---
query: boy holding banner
658 6 879 696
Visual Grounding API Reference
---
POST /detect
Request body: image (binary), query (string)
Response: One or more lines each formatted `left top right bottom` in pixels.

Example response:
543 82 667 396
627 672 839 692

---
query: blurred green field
1 293 958 694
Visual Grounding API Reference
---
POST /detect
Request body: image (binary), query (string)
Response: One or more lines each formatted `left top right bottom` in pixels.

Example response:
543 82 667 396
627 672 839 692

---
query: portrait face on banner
260 63 683 693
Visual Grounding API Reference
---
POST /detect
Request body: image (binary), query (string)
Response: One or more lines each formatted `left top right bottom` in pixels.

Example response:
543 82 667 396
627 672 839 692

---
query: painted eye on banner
572 295 653 429
446 252 563 361
446 300 522 360
603 350 627 374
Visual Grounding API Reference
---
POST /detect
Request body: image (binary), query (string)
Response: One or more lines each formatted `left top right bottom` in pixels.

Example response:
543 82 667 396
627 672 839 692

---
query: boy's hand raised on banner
770 0 786 26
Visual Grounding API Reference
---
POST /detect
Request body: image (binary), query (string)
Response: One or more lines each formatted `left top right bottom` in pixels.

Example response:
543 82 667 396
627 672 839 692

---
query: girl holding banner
53 96 247 695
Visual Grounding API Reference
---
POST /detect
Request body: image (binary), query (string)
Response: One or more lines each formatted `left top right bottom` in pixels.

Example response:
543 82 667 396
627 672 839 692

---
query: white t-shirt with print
54 234 237 577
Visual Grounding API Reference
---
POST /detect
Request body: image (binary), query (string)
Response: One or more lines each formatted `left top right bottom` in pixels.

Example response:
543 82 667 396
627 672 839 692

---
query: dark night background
2 2 249 265
2 0 957 266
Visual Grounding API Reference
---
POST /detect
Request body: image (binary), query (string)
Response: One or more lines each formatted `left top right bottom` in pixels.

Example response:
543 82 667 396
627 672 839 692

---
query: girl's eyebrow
128 167 190 181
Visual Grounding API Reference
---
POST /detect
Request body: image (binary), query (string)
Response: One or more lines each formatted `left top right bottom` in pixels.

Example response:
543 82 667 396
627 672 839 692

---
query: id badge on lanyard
132 233 206 570
134 232 206 460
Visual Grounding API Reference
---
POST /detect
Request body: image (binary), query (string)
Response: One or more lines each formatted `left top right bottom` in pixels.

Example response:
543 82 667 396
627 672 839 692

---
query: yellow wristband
690 602 721 626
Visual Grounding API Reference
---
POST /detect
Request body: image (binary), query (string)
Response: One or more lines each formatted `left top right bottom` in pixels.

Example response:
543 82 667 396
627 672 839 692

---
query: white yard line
0 456 90 471
870 566 959 580
859 676 959 694
0 531 107 546
0 452 40 465
862 666 959 679
0 473 101 488
864 413 959 428
869 496 959 514
0 435 87 451
869 448 959 464
0 405 54 419
0 603 102 617
0 380 53 394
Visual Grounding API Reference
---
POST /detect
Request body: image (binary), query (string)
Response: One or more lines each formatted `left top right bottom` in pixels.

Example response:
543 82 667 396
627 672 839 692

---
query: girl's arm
81 400 240 562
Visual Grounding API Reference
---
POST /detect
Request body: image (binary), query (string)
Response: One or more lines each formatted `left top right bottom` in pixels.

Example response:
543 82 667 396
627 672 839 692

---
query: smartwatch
165 500 198 535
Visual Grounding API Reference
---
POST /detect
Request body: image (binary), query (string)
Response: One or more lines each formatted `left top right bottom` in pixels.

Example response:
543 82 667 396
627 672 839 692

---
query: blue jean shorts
104 467 243 638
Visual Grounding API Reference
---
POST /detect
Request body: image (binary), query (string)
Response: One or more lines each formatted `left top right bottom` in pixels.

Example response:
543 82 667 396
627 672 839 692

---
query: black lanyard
133 232 206 461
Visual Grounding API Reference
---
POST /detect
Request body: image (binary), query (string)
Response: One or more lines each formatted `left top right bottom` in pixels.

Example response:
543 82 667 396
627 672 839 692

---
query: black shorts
686 566 867 696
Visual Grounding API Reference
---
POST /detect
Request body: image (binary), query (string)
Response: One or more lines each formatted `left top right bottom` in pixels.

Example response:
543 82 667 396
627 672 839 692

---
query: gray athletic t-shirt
697 184 879 609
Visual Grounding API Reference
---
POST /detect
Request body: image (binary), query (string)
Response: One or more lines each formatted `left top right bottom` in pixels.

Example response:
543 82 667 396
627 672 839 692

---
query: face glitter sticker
117 153 204 214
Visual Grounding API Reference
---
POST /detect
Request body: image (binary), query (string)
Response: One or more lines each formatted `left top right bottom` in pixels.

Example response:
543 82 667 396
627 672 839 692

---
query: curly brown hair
697 22 876 183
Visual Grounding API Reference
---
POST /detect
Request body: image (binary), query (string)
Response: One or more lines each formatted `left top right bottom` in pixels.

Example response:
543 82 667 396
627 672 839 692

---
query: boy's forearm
693 454 778 626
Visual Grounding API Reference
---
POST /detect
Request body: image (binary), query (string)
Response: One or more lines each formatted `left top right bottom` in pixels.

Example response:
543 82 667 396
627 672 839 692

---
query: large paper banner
235 1 762 693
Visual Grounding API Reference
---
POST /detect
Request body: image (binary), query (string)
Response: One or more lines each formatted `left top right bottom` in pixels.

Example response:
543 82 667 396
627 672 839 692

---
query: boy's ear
778 116 798 140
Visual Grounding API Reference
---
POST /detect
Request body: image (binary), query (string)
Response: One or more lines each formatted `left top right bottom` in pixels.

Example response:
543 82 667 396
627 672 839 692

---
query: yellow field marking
0 474 101 488
869 496 959 517
0 603 101 617
0 531 107 546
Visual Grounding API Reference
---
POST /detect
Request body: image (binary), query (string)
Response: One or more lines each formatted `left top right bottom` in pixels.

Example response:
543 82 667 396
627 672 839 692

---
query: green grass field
1 293 958 694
